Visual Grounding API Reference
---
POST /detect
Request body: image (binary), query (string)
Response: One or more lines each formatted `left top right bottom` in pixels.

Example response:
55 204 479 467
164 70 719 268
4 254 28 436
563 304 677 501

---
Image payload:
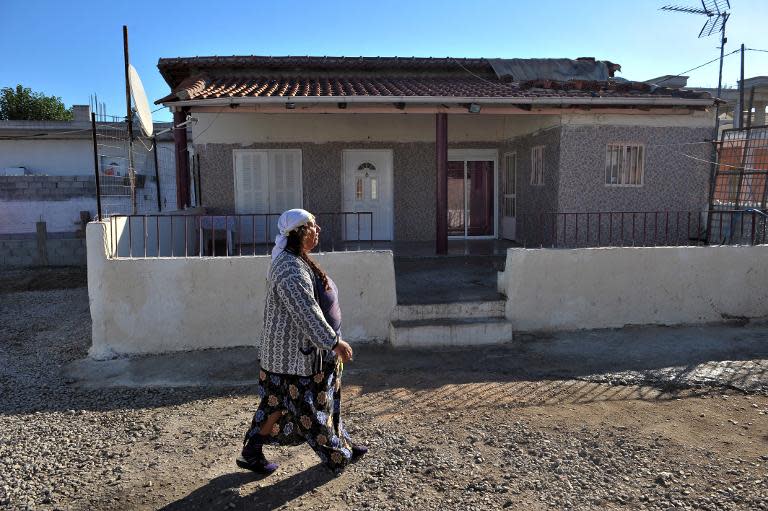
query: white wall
86 221 397 358
0 198 95 234
191 110 712 145
0 139 92 175
503 246 768 332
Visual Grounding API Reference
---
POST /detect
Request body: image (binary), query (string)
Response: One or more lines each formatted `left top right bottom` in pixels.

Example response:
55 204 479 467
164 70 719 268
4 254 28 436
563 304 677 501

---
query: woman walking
237 209 367 474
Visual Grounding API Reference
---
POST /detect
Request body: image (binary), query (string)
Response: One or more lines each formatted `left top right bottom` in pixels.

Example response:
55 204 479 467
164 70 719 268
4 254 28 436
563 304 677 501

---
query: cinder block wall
0 232 86 267
0 176 96 200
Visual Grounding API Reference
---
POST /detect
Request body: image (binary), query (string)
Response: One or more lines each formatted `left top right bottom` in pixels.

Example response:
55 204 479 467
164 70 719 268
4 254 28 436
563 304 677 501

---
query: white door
234 149 302 243
342 149 393 241
502 152 517 240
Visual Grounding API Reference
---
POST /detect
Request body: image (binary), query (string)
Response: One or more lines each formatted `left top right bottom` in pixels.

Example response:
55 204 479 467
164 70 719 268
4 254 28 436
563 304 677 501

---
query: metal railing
517 209 768 248
107 212 377 258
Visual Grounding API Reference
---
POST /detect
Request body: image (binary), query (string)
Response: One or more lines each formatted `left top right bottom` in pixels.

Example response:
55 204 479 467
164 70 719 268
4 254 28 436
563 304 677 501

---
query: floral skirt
244 357 354 470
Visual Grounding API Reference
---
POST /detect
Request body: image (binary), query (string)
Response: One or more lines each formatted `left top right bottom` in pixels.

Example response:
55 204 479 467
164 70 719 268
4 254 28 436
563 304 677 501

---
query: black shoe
236 453 279 474
351 445 369 461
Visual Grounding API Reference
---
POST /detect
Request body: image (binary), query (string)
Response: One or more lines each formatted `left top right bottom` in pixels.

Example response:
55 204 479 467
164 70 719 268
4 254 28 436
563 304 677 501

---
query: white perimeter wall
0 198 96 234
503 246 768 331
86 222 397 359
191 110 712 145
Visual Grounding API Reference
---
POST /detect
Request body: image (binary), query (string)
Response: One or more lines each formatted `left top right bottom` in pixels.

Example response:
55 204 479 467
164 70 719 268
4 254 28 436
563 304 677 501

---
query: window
234 149 302 213
530 145 544 186
605 143 644 186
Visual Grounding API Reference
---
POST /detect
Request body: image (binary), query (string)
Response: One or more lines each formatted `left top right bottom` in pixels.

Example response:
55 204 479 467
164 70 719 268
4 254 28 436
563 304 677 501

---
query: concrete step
391 300 506 322
389 317 513 348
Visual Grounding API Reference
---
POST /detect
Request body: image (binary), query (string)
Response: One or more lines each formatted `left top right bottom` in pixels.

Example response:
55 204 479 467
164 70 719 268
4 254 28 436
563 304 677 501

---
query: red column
173 109 190 209
435 112 448 254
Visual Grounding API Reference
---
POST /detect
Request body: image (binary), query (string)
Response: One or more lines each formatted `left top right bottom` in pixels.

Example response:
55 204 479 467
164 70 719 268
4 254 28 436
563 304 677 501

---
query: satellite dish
128 64 153 137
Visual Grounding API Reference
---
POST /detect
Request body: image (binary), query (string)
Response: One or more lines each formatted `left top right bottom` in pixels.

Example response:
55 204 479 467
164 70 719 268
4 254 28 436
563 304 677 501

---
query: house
646 74 768 132
155 55 715 252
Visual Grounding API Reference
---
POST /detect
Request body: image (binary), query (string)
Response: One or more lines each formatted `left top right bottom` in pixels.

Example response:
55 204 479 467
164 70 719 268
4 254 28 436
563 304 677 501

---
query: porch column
173 108 191 209
435 112 448 254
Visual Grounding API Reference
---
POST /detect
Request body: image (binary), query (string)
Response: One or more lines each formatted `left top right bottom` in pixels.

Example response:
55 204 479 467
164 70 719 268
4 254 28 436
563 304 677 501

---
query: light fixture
468 103 481 114
285 102 296 110
394 102 406 110
338 102 347 109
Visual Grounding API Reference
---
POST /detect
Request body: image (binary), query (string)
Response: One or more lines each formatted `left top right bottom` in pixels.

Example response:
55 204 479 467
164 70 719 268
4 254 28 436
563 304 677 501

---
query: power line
655 49 741 86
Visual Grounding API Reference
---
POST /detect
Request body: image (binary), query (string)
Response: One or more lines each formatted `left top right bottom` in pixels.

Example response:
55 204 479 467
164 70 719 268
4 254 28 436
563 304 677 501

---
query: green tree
0 85 73 121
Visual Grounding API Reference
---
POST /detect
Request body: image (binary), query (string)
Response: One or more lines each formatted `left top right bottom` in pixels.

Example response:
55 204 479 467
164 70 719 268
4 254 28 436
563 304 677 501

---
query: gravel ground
1 268 767 510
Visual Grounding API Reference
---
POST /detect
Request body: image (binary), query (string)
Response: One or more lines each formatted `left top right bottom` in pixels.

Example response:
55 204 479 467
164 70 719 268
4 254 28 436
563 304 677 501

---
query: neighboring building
156 55 715 248
646 74 768 132
0 105 177 235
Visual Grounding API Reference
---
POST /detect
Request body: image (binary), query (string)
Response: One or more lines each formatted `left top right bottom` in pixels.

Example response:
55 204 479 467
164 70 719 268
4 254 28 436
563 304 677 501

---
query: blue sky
2 0 766 122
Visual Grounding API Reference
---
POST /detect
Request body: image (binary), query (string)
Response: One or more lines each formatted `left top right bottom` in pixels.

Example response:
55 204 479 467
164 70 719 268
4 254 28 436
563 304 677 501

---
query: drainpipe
173 108 191 209
435 112 448 254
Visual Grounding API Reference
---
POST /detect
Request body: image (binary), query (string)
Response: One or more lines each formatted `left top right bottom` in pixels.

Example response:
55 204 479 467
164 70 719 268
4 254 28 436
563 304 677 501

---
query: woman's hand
333 339 353 363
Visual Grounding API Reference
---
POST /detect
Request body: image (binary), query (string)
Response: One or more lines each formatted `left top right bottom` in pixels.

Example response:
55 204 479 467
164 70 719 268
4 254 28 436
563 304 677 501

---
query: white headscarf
271 208 314 261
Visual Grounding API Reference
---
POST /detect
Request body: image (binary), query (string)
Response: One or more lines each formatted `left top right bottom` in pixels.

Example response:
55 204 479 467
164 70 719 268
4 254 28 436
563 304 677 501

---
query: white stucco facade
0 198 96 234
190 110 712 145
86 222 397 359
503 245 768 331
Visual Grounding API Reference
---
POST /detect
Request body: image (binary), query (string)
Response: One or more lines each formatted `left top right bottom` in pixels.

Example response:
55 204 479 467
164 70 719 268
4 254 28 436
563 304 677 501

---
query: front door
501 152 517 240
342 149 393 241
447 149 498 238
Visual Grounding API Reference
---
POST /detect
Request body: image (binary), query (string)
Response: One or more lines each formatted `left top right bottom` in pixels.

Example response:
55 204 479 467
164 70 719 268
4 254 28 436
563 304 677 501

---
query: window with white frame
530 145 544 186
605 143 645 186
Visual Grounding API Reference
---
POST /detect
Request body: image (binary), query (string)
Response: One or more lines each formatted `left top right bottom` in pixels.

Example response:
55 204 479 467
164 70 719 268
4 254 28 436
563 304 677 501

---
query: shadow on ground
38 322 766 417
158 465 335 511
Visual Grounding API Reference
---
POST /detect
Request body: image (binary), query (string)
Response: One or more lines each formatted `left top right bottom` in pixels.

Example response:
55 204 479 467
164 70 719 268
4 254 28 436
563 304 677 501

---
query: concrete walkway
66 322 768 393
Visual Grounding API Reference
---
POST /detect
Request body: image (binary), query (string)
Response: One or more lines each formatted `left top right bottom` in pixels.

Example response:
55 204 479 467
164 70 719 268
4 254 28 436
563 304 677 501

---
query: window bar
156 215 160 257
224 215 229 256
751 211 757 245
357 212 361 251
654 212 658 246
170 216 174 257
665 212 669 245
642 212 647 246
238 215 242 256
252 214 256 256
686 212 691 246
266 215 271 255
696 212 701 246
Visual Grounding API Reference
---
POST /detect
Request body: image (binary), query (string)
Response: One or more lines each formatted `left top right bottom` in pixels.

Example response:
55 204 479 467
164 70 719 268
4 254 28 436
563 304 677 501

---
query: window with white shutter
234 149 302 213
234 149 302 243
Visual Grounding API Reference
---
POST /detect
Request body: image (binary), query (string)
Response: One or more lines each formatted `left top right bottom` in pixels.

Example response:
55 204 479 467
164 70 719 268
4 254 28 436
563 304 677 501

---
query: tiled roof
156 55 712 105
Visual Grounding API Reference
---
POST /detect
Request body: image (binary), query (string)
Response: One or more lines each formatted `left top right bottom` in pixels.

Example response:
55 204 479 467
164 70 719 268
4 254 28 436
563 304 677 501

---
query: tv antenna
661 0 730 38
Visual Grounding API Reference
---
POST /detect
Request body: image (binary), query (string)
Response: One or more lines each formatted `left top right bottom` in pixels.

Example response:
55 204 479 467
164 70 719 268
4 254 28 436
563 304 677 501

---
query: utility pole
123 25 137 215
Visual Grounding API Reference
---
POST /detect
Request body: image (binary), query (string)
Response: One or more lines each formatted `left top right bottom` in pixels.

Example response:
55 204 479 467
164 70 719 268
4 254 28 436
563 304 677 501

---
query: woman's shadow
159 464 336 511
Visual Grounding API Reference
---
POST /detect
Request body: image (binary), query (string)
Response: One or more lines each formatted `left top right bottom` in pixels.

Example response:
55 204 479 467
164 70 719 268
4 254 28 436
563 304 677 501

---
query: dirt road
1 268 766 510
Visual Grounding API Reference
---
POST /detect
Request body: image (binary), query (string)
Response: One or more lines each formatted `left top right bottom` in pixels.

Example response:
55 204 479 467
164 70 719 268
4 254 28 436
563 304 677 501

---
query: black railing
517 209 768 248
107 212 377 258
